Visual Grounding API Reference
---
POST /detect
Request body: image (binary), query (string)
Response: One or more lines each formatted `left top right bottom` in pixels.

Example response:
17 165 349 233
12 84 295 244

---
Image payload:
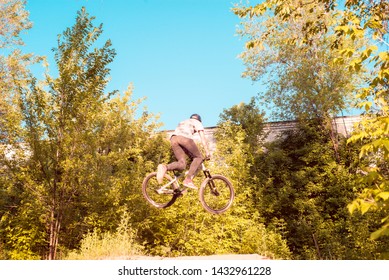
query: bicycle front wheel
142 172 178 208
199 175 234 214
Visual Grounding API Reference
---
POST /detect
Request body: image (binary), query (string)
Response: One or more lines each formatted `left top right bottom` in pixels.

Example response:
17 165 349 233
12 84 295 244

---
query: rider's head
190 113 202 123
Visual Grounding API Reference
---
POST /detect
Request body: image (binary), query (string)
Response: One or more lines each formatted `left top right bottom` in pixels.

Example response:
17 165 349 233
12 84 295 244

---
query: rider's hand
205 153 211 160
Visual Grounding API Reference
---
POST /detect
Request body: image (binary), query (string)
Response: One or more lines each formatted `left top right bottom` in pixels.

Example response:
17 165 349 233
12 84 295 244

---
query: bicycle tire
142 172 179 208
199 175 234 214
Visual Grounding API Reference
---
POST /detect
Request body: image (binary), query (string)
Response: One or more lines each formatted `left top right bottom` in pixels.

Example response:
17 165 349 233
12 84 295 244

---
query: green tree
254 122 388 259
1 5 172 259
234 0 363 161
0 0 40 143
343 0 389 239
233 0 389 241
0 0 31 48
0 0 44 259
27 7 117 259
219 97 267 154
1 7 163 260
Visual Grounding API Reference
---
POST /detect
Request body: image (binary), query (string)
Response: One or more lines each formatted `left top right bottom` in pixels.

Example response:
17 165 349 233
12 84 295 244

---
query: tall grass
65 212 143 260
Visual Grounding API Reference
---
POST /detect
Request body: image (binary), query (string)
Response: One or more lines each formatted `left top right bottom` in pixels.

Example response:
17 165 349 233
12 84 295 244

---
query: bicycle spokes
142 173 178 208
200 175 234 214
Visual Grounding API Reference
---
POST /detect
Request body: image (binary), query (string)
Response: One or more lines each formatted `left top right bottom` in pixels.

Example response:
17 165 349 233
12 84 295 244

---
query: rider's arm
198 130 211 158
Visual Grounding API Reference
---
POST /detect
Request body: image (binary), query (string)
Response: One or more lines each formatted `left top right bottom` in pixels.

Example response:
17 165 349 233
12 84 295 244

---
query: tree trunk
48 197 62 260
328 118 340 162
322 116 340 162
48 155 62 260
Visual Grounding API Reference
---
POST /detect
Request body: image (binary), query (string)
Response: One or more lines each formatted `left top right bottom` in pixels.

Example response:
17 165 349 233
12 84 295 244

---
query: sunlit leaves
347 183 389 240
235 0 360 124
235 0 388 241
1 6 157 259
0 0 32 48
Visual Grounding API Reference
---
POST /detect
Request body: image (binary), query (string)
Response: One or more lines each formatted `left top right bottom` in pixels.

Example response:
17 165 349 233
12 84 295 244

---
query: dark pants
167 135 203 178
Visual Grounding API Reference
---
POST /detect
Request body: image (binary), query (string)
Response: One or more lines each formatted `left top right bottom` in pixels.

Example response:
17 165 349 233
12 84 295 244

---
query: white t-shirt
172 119 204 140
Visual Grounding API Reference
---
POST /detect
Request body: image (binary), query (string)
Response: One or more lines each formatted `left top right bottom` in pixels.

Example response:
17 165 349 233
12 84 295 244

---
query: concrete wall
164 115 361 153
262 115 361 143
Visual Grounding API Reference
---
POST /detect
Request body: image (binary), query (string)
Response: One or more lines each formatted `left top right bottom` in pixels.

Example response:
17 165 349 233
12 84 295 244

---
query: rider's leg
156 164 167 183
157 136 187 183
166 136 187 171
180 138 203 189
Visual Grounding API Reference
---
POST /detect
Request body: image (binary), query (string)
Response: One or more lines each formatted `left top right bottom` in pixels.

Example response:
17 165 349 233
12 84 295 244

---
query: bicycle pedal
175 189 187 197
156 189 164 194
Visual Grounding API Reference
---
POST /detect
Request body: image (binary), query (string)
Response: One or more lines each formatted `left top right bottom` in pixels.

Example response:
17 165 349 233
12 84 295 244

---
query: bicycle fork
202 164 220 196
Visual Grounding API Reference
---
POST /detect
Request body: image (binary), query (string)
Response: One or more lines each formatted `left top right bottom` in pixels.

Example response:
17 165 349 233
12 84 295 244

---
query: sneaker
156 164 167 184
183 179 197 189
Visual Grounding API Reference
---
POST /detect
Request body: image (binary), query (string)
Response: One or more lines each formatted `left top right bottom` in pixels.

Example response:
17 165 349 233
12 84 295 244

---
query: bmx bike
142 159 234 214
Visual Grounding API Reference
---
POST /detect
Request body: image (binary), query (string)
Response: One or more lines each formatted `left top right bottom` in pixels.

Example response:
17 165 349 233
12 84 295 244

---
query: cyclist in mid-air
157 113 211 189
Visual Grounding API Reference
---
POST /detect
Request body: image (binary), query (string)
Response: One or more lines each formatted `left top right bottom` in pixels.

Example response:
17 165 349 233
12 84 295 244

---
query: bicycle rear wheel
199 175 234 214
142 172 179 208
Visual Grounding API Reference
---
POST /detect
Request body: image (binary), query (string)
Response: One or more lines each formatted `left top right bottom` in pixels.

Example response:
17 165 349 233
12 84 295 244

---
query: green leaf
360 201 373 214
361 45 378 60
347 200 359 214
340 48 355 57
377 192 389 201
379 51 389 61
371 225 389 240
334 25 349 33
365 19 383 29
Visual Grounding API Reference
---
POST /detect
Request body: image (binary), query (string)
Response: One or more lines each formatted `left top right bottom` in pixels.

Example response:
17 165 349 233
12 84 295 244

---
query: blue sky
22 0 261 130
